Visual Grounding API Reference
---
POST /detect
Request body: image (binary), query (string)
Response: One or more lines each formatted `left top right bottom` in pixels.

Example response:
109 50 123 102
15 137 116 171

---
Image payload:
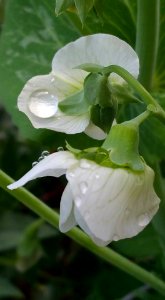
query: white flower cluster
8 34 160 246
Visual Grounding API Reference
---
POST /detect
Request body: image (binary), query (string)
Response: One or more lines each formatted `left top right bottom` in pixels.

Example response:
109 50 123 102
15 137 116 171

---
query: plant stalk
136 0 160 91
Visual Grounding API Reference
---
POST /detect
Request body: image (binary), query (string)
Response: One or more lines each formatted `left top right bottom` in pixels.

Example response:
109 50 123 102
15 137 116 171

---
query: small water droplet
138 213 150 227
67 171 75 178
51 77 55 83
113 235 119 241
95 173 100 179
38 156 44 162
75 196 82 208
80 160 91 169
41 150 49 157
57 146 64 152
29 90 58 118
32 161 38 167
79 182 88 194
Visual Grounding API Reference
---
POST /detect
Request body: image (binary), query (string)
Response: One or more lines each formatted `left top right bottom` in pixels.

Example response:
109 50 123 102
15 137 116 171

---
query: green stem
0 169 165 295
136 0 160 91
103 65 165 121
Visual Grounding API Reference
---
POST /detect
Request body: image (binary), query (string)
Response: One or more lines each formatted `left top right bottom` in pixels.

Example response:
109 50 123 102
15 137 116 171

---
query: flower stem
103 65 165 122
136 0 160 91
0 169 165 295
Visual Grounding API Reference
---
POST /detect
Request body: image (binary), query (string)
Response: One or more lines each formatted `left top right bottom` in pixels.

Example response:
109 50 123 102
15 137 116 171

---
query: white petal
8 151 77 190
85 122 107 140
59 184 76 232
74 206 107 246
67 160 160 246
52 34 139 86
18 73 89 133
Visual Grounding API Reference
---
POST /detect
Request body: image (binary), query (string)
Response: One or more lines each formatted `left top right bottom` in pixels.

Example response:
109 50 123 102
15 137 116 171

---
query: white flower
18 34 139 139
8 151 160 247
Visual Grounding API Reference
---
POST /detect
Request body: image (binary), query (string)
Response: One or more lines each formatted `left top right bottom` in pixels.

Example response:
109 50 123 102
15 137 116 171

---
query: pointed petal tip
7 182 19 190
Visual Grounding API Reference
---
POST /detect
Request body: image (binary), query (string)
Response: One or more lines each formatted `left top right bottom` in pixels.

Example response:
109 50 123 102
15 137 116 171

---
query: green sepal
67 144 116 168
102 122 144 171
55 0 74 15
66 141 81 154
75 63 103 73
84 72 115 108
58 90 90 116
91 104 116 133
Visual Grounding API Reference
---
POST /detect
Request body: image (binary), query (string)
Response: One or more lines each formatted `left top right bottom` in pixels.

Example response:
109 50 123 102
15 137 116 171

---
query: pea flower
18 34 139 139
8 150 160 247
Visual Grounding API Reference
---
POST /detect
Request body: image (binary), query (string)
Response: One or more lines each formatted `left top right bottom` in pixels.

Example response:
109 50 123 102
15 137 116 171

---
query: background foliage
0 0 165 299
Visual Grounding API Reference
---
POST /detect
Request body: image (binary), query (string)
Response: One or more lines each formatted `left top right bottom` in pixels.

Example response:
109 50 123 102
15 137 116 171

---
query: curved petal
74 206 108 246
18 73 89 133
67 160 160 246
59 184 76 232
84 122 107 140
8 151 77 190
52 34 139 86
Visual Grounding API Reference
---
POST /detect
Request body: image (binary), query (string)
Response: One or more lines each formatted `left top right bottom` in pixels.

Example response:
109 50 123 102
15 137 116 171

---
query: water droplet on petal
32 161 38 167
67 171 75 178
95 173 100 179
80 160 91 169
138 213 150 227
79 182 88 194
41 150 49 157
113 235 119 241
75 196 82 208
57 146 64 152
38 156 44 162
51 77 55 83
29 90 58 118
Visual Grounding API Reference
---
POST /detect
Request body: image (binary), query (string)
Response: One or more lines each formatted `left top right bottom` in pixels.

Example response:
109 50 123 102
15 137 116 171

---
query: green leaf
55 0 74 15
0 0 80 139
74 0 94 24
114 225 161 258
0 277 23 298
59 90 90 115
0 212 56 252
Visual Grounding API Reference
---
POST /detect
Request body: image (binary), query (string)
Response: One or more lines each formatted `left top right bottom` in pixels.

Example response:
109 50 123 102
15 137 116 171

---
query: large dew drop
29 90 58 118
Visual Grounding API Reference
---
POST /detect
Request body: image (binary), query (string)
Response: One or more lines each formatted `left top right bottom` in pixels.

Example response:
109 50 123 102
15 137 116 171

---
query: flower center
29 90 58 118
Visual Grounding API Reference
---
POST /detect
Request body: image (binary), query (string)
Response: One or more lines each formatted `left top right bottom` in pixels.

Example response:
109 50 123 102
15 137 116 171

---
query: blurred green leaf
74 0 94 24
0 212 56 252
155 0 165 91
0 277 23 298
113 225 161 258
55 0 74 15
0 0 79 139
